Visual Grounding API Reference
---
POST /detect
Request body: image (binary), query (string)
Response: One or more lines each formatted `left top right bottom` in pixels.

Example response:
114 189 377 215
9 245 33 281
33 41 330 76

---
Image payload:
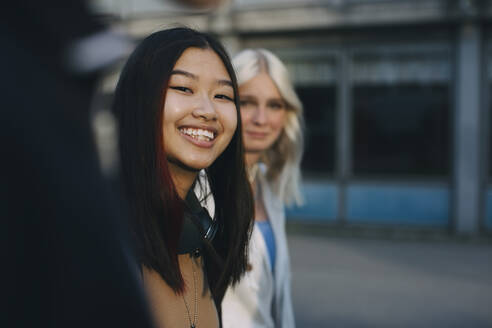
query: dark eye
170 86 192 94
269 101 285 110
240 99 254 107
215 94 234 101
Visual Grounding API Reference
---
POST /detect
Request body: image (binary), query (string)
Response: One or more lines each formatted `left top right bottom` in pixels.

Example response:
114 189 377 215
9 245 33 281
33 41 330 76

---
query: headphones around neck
196 204 217 242
186 190 218 242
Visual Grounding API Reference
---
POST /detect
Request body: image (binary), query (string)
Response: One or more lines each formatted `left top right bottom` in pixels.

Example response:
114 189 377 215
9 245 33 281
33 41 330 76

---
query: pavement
288 231 492 328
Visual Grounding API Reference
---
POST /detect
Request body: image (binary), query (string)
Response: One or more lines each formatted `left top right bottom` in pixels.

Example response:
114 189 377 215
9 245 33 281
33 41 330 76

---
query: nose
251 105 267 125
192 94 217 121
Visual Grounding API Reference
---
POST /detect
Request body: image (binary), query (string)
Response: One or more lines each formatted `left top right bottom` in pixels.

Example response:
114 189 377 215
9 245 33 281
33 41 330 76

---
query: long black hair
112 27 254 304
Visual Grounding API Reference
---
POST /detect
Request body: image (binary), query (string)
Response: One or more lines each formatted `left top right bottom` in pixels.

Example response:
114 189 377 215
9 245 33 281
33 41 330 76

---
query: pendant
191 325 195 328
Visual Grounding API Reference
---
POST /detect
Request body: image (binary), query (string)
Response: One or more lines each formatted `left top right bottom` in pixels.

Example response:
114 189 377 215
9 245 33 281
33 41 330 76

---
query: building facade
93 0 492 234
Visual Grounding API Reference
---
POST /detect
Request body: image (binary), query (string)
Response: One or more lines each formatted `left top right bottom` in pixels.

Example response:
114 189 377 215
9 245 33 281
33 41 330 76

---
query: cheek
227 111 238 136
270 111 287 132
162 93 188 126
220 106 238 138
240 109 254 127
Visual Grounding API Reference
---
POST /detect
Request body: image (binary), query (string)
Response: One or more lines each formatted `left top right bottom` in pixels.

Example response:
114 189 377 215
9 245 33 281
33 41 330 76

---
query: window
351 52 451 177
284 58 337 176
297 86 336 174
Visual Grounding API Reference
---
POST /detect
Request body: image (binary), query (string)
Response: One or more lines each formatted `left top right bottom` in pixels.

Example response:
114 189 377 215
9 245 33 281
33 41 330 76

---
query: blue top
256 220 276 273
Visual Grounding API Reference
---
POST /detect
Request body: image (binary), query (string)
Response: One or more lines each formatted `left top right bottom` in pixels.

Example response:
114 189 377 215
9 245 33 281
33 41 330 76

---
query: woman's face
162 47 238 171
239 72 287 154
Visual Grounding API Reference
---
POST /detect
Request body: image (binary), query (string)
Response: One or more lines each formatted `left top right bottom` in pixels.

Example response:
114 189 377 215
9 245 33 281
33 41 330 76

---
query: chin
168 156 212 173
245 145 269 153
245 141 275 152
187 158 216 169
190 163 209 170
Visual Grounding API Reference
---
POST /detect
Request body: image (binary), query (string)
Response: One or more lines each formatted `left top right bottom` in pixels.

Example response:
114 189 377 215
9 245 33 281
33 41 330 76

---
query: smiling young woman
112 28 254 328
162 47 238 198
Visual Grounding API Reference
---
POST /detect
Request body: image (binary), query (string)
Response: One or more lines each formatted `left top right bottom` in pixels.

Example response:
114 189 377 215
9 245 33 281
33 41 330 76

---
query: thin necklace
183 256 198 328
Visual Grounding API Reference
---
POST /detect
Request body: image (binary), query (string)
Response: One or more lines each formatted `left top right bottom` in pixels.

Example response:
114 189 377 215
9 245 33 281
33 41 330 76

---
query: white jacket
221 171 295 328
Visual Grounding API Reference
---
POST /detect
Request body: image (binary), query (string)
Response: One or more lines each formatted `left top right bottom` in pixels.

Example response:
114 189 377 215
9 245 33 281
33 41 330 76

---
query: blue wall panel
346 184 449 226
286 182 337 221
485 189 492 230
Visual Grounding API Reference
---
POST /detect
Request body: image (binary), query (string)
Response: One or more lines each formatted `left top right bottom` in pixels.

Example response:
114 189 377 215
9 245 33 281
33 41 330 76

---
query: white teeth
179 127 215 141
197 135 208 141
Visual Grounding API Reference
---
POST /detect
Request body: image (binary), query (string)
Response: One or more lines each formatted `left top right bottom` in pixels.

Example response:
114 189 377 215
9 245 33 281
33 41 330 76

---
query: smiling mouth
246 131 268 138
179 127 216 142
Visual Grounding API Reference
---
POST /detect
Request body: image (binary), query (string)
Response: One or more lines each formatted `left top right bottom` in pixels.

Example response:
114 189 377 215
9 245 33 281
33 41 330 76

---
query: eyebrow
218 79 234 88
268 98 285 103
239 94 257 99
170 69 197 80
240 94 284 103
170 69 233 88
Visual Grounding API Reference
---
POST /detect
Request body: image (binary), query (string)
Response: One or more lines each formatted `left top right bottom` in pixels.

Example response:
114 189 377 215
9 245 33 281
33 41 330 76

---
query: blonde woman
222 49 303 328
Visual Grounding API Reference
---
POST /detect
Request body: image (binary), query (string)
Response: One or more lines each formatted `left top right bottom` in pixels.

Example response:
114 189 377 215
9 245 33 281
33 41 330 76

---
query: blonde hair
233 48 304 206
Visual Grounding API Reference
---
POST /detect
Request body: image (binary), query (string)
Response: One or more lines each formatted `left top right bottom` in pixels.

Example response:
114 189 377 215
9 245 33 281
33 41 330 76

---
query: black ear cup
186 188 218 242
197 206 217 242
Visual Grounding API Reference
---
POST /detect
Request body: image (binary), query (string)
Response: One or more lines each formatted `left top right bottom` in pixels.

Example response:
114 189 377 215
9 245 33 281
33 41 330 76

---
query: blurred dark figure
0 1 154 327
